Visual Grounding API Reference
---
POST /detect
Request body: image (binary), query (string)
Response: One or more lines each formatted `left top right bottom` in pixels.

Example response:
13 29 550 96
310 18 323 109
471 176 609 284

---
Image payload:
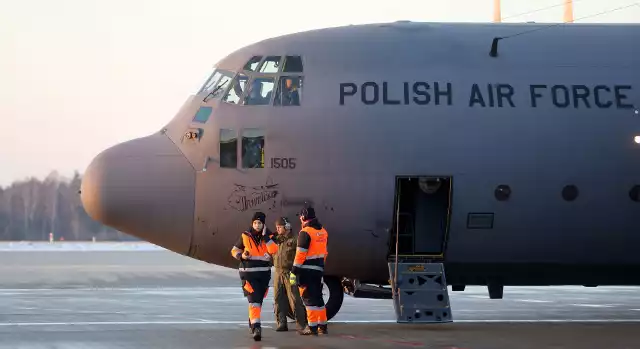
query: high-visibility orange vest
231 231 278 276
293 226 328 272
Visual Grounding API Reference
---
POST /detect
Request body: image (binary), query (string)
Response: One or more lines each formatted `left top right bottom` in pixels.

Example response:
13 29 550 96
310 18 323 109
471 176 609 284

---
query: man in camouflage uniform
272 217 308 332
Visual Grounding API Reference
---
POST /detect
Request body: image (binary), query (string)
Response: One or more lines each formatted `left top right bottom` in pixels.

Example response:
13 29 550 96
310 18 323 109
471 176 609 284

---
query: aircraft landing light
635 136 640 144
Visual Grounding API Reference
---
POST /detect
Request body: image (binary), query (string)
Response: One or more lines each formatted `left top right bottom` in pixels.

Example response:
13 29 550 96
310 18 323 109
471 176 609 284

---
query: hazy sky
1 0 638 186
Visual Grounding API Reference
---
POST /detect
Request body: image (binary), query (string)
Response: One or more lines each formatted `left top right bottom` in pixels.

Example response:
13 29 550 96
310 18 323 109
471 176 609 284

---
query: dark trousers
241 272 270 328
297 270 327 327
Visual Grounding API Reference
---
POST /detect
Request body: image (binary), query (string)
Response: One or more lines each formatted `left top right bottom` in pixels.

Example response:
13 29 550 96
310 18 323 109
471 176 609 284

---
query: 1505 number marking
270 157 297 169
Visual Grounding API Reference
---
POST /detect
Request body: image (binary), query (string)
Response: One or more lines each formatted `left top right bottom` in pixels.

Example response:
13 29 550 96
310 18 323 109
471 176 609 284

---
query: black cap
299 206 316 220
252 212 266 224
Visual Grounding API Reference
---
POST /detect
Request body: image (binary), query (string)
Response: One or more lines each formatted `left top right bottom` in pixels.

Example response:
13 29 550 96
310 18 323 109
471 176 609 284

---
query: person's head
275 217 291 235
251 212 266 232
298 206 316 224
285 78 293 89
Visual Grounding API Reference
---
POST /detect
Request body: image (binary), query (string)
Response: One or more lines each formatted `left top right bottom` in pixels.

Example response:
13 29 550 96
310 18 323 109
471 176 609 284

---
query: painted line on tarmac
0 321 264 326
456 319 640 323
0 286 242 294
1 319 640 327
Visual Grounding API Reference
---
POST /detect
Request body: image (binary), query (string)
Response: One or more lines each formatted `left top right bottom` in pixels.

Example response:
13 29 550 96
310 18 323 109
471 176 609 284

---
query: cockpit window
242 128 265 169
259 56 281 73
222 73 248 104
223 55 303 107
244 77 275 105
200 71 222 94
202 70 233 102
243 56 262 72
282 56 303 73
273 76 302 106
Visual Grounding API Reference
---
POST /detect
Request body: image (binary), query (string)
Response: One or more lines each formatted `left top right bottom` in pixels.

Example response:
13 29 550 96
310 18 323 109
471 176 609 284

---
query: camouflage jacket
272 232 297 272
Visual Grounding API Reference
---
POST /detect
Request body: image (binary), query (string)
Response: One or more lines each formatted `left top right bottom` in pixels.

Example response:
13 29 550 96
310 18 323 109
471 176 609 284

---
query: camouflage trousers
273 269 308 329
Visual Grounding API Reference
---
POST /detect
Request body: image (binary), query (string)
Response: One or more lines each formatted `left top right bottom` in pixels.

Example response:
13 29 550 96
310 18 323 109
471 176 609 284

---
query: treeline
0 171 137 241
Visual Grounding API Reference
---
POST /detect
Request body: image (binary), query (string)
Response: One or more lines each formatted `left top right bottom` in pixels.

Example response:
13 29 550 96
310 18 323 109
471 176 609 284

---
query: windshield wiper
203 79 229 102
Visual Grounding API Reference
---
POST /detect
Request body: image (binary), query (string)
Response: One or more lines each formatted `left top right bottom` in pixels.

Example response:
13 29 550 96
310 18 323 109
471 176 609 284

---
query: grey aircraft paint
81 21 640 309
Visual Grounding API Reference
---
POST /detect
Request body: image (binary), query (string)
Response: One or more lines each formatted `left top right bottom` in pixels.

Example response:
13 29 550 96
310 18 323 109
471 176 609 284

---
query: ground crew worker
290 206 329 336
230 211 278 341
271 217 308 332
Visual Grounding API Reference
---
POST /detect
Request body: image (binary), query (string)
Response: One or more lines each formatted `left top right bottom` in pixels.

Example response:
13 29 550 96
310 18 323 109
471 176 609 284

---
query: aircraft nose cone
81 133 195 254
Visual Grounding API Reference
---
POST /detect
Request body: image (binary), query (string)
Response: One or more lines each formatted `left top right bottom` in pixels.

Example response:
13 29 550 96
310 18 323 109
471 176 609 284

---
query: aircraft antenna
489 2 639 57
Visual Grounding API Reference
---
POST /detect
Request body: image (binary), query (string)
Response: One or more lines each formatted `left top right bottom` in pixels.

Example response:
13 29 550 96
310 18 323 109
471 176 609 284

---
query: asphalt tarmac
1 248 639 348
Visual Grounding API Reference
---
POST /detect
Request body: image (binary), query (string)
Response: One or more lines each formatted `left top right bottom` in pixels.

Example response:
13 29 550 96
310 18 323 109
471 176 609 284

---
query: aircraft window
200 71 222 94
494 185 511 201
259 56 281 73
562 185 578 201
274 76 302 106
244 78 275 106
242 128 265 169
282 56 303 73
219 129 237 168
204 71 233 102
630 186 640 202
192 106 212 123
222 74 248 104
243 56 262 72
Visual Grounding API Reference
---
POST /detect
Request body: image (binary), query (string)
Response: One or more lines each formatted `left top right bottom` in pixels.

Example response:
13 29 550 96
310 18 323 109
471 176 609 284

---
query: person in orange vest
230 211 278 341
290 206 329 336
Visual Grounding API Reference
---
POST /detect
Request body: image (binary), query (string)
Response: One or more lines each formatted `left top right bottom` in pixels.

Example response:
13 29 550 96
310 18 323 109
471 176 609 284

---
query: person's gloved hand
289 273 297 286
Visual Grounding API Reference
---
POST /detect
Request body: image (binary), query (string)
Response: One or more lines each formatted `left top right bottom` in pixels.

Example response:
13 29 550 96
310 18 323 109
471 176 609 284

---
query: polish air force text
339 82 635 109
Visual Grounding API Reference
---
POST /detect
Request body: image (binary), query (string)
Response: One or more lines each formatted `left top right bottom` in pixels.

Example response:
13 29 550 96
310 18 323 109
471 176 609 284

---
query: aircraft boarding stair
387 257 453 323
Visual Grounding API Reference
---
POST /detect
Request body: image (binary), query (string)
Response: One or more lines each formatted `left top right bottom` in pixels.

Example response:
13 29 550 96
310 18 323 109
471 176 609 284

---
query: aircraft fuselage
81 22 640 291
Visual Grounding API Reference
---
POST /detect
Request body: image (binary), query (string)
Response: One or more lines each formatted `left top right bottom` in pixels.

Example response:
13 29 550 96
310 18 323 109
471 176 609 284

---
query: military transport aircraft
80 21 640 321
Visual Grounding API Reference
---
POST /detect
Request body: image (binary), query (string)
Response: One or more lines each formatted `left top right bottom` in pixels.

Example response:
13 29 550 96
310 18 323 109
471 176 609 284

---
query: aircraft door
391 176 452 259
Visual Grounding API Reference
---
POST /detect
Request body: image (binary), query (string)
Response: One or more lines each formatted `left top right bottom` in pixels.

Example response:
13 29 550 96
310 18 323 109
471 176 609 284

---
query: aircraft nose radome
81 133 196 255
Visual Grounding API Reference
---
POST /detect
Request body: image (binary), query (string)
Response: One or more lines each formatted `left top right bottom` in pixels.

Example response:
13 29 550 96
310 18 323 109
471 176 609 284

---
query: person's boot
318 324 328 335
296 321 308 332
275 314 288 331
253 324 262 341
299 325 318 336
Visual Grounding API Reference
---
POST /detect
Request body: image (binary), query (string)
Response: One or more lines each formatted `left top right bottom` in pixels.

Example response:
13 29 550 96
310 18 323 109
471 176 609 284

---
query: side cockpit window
274 76 302 106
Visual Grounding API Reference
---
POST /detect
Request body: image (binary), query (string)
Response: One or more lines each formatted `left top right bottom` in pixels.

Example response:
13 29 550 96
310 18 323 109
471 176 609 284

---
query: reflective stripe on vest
293 226 328 271
237 232 272 273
